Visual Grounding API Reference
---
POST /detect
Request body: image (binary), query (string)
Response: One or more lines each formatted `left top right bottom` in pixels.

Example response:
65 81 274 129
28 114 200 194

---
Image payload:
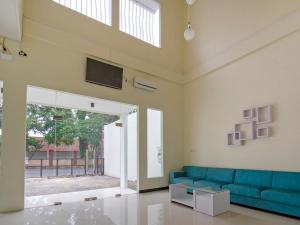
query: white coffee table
169 183 230 216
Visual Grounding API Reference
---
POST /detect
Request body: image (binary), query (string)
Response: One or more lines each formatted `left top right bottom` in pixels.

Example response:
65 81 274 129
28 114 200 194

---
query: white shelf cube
256 126 270 138
256 105 272 124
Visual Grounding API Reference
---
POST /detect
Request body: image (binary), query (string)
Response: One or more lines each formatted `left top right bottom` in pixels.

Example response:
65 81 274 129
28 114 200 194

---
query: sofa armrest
169 170 186 184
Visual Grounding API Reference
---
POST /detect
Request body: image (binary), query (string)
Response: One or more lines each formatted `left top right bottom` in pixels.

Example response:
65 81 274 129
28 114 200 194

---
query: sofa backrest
206 168 235 183
272 171 300 191
234 169 272 187
183 166 207 179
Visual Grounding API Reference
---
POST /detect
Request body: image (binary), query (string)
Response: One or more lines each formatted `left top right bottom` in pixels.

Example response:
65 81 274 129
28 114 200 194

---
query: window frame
119 0 162 48
52 0 113 27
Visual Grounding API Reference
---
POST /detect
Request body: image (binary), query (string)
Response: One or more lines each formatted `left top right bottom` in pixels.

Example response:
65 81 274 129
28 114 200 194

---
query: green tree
44 109 79 146
26 136 43 158
26 104 53 157
26 104 119 159
26 104 78 146
79 113 119 155
76 110 89 158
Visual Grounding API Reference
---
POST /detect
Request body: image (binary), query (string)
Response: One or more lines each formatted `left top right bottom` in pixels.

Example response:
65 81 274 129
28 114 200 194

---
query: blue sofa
169 166 300 217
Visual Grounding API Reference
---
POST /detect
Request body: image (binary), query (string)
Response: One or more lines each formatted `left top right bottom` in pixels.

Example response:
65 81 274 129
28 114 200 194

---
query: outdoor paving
25 175 137 197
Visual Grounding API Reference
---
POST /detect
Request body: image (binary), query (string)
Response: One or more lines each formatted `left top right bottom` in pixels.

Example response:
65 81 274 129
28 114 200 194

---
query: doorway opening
25 86 138 208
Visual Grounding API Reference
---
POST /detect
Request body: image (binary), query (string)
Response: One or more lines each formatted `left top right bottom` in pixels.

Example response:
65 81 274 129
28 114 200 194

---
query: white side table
170 183 194 207
170 184 230 216
193 188 230 216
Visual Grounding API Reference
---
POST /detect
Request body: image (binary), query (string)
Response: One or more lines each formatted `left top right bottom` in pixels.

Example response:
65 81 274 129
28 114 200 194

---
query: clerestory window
52 0 112 26
119 0 161 47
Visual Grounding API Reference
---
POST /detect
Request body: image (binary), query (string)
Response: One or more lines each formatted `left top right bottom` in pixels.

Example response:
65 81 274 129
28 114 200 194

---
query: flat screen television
86 58 123 89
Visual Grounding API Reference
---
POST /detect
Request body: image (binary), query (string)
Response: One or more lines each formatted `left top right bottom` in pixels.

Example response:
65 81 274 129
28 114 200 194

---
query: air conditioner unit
133 77 157 92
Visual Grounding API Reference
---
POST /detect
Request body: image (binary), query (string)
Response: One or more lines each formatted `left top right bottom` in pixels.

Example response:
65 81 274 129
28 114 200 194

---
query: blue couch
169 166 300 217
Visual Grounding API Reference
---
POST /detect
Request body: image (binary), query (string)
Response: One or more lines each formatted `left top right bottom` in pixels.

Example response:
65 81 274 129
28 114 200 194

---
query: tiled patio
25 176 137 196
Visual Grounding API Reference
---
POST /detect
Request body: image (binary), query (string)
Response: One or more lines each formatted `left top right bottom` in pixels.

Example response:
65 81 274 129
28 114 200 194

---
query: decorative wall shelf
234 121 255 141
256 105 272 124
227 132 242 146
227 105 273 146
243 108 256 120
256 126 270 138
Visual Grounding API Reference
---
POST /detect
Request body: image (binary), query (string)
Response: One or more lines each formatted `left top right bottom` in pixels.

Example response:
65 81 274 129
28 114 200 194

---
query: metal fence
25 158 104 178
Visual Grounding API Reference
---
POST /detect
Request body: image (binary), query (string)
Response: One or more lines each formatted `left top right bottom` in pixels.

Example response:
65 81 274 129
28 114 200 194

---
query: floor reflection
1 190 300 225
147 204 164 225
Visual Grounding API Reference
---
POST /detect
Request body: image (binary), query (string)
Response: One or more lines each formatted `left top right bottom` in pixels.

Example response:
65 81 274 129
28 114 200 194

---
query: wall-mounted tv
86 58 123 89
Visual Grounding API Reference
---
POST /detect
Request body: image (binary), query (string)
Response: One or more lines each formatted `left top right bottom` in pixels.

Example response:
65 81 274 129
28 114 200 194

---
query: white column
120 114 128 189
0 80 27 212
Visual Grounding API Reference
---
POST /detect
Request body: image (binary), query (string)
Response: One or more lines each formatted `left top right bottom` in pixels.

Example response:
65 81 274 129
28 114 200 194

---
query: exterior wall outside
26 137 80 166
104 121 121 179
104 112 137 181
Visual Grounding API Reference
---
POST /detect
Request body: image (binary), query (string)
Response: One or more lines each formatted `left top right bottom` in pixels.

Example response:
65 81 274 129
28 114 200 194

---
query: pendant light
186 0 197 5
184 23 195 41
184 0 196 41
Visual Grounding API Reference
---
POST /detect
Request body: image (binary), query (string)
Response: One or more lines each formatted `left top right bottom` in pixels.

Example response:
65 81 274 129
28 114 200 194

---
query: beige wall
184 0 300 81
0 0 184 212
24 0 184 83
184 19 300 172
183 0 300 171
2 0 300 213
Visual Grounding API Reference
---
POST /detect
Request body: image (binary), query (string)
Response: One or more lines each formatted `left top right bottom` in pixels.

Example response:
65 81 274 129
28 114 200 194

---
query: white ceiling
27 86 137 116
0 0 23 40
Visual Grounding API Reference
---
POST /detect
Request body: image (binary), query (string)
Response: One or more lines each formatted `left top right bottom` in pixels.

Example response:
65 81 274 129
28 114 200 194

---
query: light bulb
186 0 197 5
184 23 195 41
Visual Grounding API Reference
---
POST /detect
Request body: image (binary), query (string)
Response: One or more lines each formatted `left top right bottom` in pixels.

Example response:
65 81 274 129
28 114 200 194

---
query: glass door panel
147 108 163 178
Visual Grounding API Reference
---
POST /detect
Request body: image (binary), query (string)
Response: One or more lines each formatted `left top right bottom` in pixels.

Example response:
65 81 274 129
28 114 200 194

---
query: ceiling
27 86 137 116
0 0 23 40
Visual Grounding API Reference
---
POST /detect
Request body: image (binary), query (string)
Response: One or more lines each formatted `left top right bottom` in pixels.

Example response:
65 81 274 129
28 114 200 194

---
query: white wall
104 122 121 178
104 112 137 181
127 112 137 181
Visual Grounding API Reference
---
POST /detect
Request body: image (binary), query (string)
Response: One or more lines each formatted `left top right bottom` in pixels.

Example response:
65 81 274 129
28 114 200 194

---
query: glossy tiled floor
25 187 136 208
1 190 299 225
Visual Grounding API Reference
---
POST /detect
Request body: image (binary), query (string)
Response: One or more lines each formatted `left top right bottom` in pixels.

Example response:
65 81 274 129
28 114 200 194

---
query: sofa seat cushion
261 189 300 207
194 179 224 190
172 177 196 186
223 184 265 199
